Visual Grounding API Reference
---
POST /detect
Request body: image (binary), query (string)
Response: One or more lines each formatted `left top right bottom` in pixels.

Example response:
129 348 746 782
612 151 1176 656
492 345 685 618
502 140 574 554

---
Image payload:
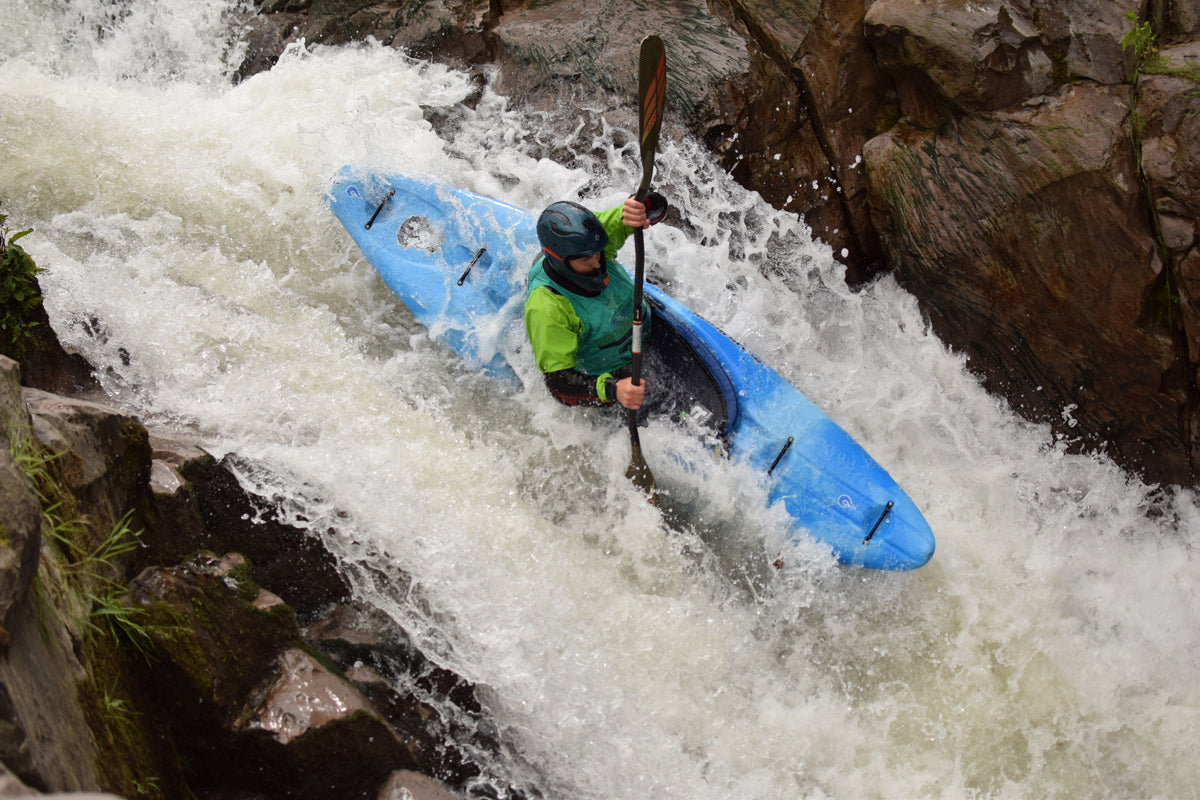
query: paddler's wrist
597 373 617 403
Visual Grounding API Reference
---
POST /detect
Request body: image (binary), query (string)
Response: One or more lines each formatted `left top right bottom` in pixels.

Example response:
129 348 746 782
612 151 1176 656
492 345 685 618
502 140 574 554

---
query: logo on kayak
838 495 855 510
347 186 362 199
397 215 444 253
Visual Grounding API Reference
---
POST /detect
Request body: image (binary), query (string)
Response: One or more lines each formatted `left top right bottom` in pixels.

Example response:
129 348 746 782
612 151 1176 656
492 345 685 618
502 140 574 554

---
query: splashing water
3 1 1198 797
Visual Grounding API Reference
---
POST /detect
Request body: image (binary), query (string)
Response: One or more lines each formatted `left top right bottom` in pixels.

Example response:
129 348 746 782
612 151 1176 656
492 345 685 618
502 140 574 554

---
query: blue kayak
327 167 935 570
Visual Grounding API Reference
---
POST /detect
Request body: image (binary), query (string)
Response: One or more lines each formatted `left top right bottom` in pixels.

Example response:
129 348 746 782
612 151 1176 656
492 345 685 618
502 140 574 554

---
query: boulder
0 554 104 794
0 763 38 796
303 601 490 787
864 0 1138 120
0 451 39 636
701 0 895 276
280 0 495 63
232 647 422 800
137 434 217 573
0 269 98 397
127 553 300 725
1138 42 1200 358
1168 0 1200 38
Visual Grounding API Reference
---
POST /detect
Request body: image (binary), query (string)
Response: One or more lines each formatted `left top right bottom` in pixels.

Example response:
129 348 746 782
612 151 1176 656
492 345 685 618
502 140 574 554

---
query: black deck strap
864 501 895 543
767 436 794 475
456 247 488 286
365 188 395 230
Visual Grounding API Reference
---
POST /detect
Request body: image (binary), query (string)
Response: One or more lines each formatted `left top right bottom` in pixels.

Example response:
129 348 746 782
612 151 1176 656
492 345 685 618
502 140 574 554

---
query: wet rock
377 770 459 800
238 647 386 745
865 0 1054 121
137 435 217 572
127 553 300 721
177 454 352 619
0 452 38 639
0 569 104 793
0 327 487 798
0 272 98 398
0 763 37 796
231 647 422 800
233 8 306 82
302 601 487 786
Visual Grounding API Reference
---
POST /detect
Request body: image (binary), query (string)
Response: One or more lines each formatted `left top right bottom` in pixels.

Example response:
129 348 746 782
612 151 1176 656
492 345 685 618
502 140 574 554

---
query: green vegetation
7 423 56 494
1122 12 1158 74
46 508 141 578
1123 11 1200 85
100 681 136 720
86 580 155 659
0 209 44 355
52 507 155 656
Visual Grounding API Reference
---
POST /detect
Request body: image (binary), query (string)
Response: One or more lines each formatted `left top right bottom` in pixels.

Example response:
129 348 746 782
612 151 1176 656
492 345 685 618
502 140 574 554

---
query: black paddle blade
626 445 659 506
637 35 666 196
626 407 657 503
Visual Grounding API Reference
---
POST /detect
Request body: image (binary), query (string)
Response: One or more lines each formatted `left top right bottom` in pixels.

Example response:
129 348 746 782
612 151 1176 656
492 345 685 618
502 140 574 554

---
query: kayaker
524 193 667 409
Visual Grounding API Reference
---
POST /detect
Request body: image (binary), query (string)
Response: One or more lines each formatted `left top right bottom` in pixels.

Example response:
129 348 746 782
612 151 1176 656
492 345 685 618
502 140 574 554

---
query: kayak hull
328 168 935 570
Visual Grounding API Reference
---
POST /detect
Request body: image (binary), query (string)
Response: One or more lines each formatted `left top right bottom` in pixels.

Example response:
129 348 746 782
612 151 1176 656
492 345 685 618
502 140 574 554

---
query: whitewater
2 1 1198 797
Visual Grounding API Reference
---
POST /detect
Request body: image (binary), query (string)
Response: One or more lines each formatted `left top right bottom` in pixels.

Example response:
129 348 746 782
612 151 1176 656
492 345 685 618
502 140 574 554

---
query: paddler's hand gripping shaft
625 35 666 503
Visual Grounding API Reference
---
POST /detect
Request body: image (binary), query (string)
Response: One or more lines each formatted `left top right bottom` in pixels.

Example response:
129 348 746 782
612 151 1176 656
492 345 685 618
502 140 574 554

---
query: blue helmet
536 201 609 295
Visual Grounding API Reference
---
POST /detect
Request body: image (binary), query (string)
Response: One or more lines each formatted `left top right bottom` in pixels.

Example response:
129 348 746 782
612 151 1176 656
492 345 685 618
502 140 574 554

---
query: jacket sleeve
596 205 632 260
595 204 652 333
524 285 580 373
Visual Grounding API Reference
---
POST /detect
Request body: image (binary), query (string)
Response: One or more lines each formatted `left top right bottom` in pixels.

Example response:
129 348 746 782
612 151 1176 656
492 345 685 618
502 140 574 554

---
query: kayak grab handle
863 501 894 543
365 189 395 230
767 436 794 475
456 247 489 286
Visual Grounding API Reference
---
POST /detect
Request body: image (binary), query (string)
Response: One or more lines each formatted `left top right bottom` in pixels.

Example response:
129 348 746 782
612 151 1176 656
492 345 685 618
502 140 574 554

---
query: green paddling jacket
524 205 651 406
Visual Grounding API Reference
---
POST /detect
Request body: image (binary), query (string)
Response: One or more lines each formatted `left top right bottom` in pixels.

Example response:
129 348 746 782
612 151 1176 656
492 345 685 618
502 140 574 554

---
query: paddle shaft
627 200 648 448
624 35 665 495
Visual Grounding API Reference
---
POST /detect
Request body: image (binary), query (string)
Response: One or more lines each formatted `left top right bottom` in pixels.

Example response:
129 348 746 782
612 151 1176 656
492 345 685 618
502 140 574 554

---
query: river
2 1 1198 798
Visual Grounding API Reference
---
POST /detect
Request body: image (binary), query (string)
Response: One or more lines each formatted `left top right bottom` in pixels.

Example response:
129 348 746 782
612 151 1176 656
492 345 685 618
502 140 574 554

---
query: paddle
625 35 666 503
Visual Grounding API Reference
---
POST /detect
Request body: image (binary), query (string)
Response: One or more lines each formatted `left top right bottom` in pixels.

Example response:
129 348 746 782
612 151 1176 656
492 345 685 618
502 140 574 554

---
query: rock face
0 360 40 635
862 82 1182 475
1138 41 1200 477
237 0 1200 486
858 0 1191 483
0 349 496 799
